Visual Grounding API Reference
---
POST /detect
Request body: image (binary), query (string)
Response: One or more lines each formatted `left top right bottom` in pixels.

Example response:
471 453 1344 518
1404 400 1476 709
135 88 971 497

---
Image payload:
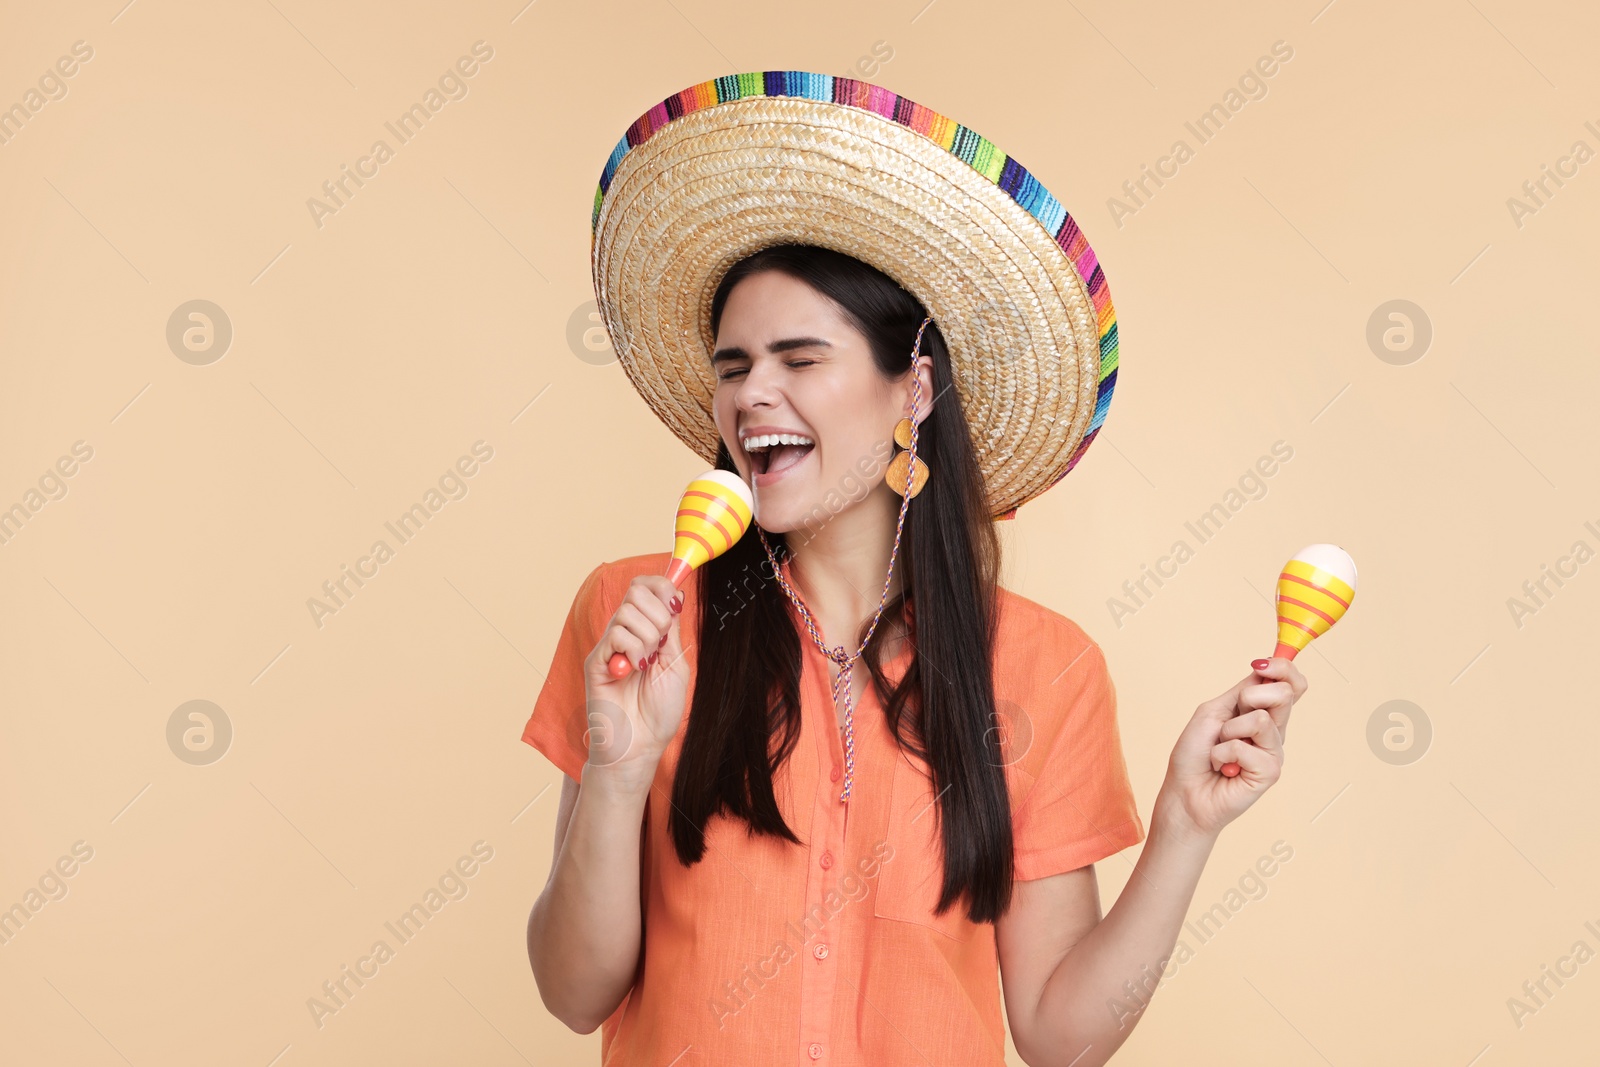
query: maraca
1221 543 1358 777
606 469 754 678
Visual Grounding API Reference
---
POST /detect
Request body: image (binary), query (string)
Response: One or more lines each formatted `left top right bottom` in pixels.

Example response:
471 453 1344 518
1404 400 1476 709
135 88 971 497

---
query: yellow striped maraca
606 469 754 678
1272 544 1358 658
1221 544 1358 777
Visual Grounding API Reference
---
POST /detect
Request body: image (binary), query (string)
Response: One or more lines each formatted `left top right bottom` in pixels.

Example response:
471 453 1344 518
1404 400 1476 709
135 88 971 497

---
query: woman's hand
581 575 691 790
1154 657 1308 844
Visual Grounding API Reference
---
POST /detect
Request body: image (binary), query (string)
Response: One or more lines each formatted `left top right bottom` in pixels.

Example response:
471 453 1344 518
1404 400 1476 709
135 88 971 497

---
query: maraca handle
607 650 634 679
1219 747 1252 778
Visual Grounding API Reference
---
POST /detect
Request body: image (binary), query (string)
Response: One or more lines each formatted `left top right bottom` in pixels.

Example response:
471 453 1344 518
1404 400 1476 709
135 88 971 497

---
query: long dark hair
667 244 1015 923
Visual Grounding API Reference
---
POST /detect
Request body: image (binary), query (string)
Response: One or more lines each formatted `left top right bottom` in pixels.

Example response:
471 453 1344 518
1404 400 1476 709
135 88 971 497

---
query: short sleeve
520 561 613 782
1010 639 1146 882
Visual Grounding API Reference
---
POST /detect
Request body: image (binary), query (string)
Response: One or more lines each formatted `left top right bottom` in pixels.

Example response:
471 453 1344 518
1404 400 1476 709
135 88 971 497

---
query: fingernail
670 595 683 613
1251 658 1270 671
658 633 668 648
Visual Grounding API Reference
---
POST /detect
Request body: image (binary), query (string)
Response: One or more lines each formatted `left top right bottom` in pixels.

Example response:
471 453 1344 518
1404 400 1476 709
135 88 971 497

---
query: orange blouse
522 551 1145 1067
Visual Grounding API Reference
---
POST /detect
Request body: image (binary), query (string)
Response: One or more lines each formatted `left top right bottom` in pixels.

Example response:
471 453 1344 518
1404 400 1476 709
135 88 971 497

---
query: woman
524 73 1304 1066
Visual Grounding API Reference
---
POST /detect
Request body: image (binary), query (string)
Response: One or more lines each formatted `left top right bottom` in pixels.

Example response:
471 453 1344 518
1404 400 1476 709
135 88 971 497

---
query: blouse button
813 942 830 960
808 1042 824 1059
819 851 834 869
829 765 841 782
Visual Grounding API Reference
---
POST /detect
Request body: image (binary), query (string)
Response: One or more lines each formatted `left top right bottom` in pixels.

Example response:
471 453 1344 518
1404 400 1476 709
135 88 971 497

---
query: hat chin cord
756 315 931 802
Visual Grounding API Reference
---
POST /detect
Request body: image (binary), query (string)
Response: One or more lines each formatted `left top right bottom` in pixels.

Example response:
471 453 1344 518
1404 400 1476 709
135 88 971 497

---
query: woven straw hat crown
591 71 1119 519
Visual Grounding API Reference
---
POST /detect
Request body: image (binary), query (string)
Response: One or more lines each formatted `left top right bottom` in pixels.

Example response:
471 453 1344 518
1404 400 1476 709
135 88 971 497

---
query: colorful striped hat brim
590 71 1118 518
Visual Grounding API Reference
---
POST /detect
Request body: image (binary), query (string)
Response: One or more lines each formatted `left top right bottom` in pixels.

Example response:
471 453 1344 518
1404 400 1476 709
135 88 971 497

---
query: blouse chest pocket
871 748 976 943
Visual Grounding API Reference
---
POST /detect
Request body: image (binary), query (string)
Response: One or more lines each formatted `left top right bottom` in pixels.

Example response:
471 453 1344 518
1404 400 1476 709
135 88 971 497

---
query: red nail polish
1251 658 1270 671
658 633 668 647
670 595 683 613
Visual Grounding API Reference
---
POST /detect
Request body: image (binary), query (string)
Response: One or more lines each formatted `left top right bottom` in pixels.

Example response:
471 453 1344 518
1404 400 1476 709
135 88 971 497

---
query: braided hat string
757 316 931 803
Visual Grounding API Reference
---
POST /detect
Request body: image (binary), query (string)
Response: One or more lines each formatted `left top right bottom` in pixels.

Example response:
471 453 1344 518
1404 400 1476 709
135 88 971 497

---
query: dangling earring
885 416 929 499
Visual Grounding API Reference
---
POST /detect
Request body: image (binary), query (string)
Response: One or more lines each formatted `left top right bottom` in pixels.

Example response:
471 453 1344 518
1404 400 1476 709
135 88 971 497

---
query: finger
631 573 684 616
614 600 667 651
1218 707 1280 747
1220 710 1284 766
1211 737 1280 780
597 618 648 674
656 605 689 672
1252 656 1308 700
1285 665 1308 703
623 579 675 632
1195 674 1256 727
1240 678 1296 739
1240 681 1295 723
606 600 669 672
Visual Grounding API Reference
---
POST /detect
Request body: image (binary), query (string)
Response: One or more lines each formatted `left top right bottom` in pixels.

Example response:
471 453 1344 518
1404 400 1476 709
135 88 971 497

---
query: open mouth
743 433 815 478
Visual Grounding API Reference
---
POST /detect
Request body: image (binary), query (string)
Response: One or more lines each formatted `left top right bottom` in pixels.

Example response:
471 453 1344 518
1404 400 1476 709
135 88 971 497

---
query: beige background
2 0 1596 1064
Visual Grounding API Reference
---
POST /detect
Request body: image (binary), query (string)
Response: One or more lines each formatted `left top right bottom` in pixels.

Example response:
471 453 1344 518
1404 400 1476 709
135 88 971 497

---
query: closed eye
717 359 816 381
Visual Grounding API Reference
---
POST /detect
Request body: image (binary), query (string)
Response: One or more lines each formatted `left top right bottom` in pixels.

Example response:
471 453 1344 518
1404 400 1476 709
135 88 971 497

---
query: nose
733 359 783 414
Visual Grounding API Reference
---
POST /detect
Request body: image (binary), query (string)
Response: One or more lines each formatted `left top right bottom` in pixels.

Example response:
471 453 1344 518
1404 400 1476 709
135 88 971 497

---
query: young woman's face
711 270 917 533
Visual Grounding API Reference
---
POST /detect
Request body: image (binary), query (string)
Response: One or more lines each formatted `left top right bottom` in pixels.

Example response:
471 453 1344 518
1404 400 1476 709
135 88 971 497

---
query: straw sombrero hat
590 71 1119 520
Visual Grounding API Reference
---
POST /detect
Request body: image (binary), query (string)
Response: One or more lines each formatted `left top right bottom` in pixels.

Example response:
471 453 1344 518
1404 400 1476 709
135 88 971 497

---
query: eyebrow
710 336 834 365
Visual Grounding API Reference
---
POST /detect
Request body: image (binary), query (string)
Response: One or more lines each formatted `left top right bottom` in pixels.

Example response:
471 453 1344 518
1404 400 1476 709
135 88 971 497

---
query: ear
901 354 936 426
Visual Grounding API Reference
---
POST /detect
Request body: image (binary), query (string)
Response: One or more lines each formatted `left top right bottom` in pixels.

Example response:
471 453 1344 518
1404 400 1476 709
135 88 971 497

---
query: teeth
742 433 814 452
